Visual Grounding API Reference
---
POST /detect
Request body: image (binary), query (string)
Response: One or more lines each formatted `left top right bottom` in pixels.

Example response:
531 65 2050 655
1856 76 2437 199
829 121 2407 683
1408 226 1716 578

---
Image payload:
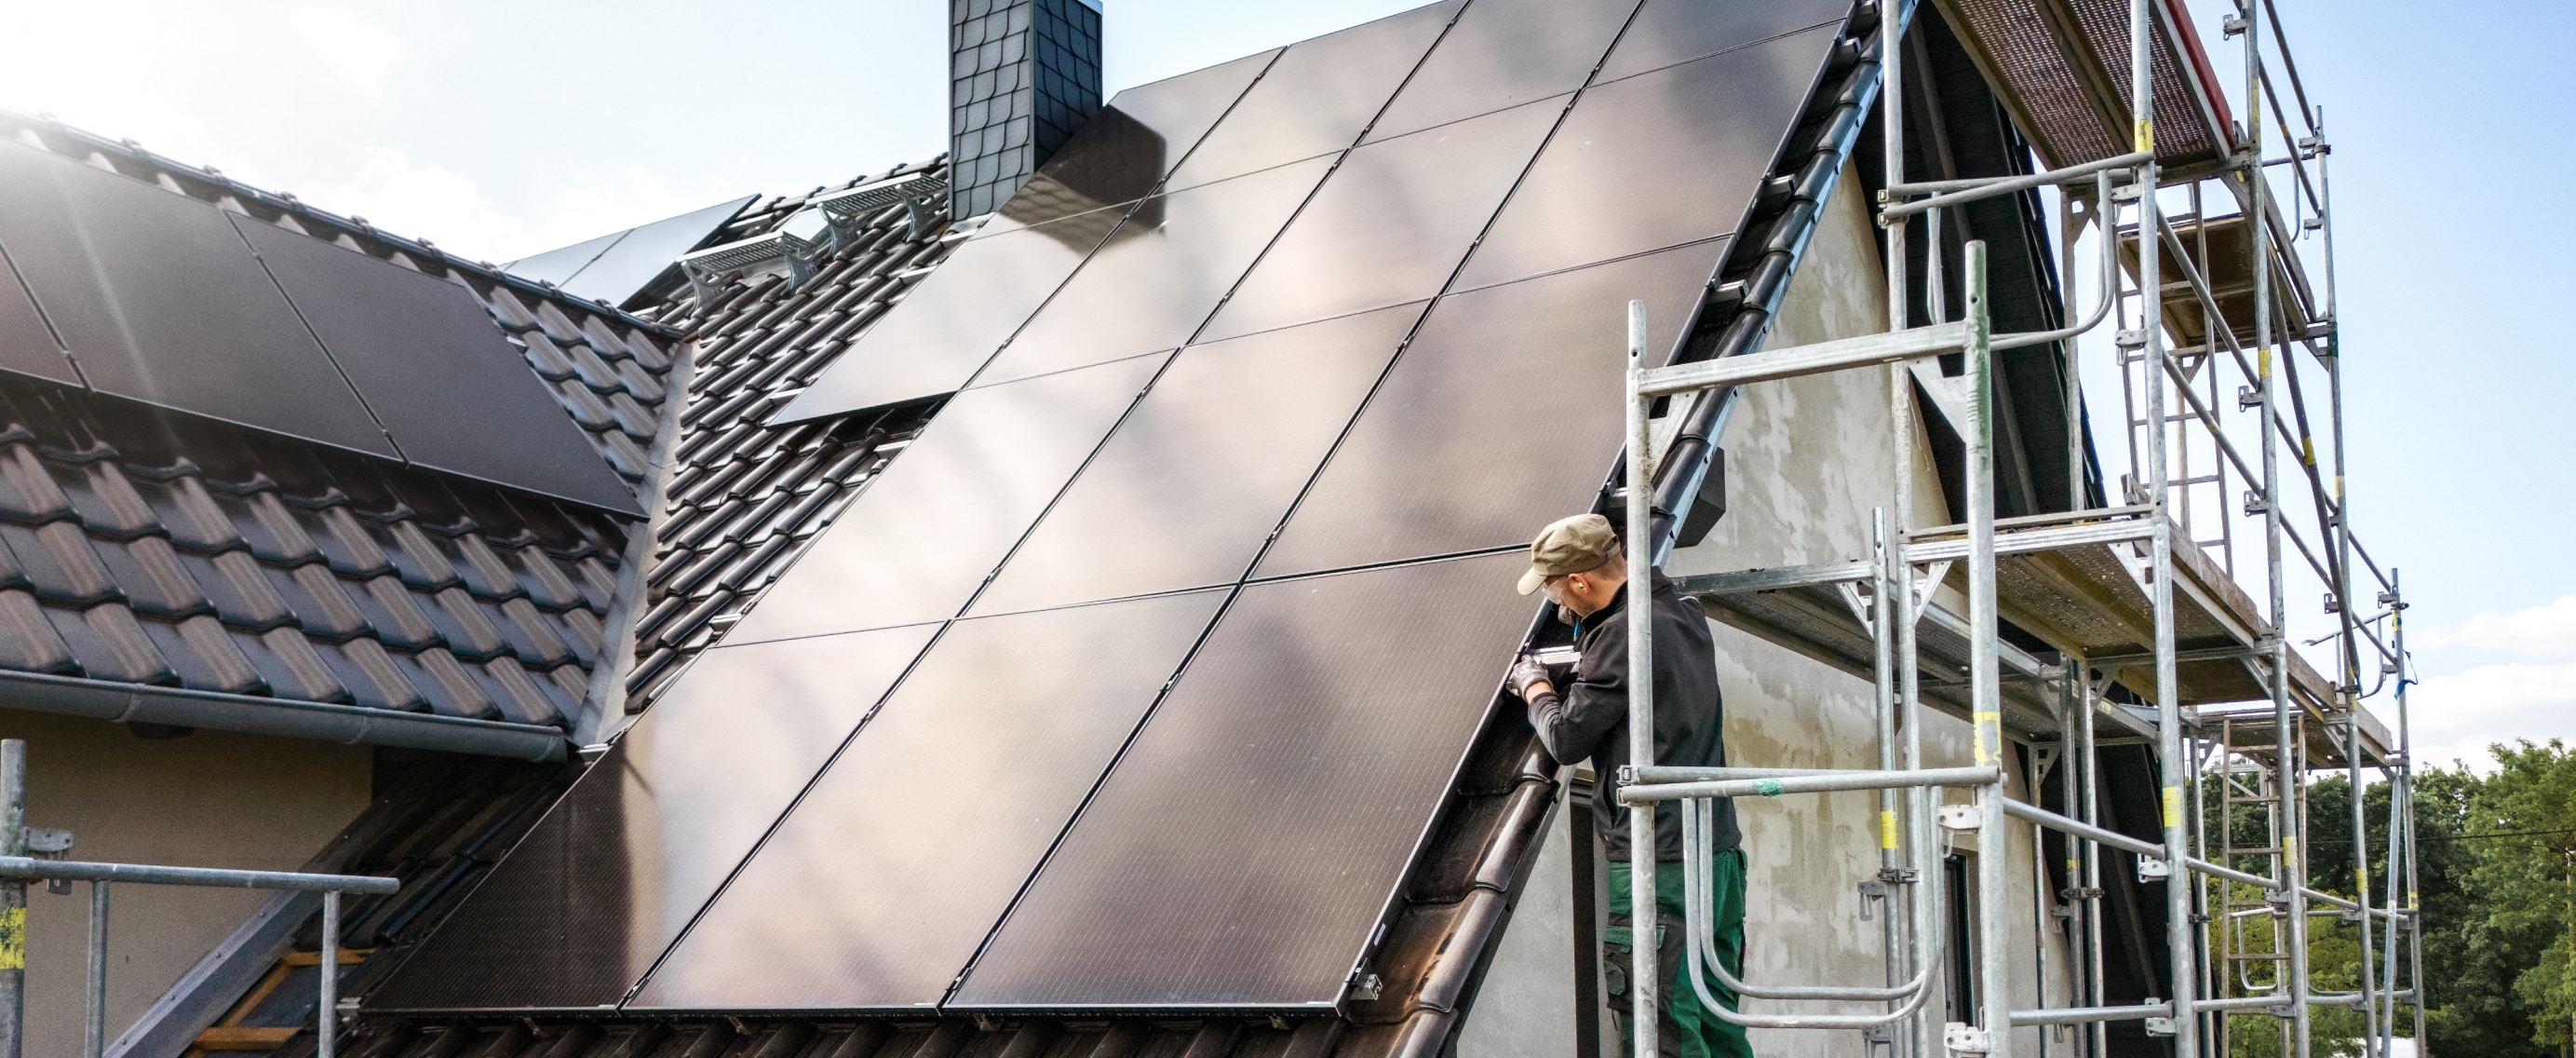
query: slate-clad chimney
950 0 1103 220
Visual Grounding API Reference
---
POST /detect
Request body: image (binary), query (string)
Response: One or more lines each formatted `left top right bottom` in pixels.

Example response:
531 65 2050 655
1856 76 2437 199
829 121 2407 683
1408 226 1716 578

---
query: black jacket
1526 571 1738 861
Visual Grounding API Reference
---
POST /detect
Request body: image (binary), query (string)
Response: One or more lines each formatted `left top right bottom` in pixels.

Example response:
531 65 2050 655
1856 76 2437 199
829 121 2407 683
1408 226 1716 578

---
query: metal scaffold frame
1608 0 2421 1054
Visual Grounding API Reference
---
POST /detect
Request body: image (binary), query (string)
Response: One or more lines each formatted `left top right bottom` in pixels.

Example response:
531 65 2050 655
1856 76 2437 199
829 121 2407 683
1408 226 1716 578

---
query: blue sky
3 0 2567 768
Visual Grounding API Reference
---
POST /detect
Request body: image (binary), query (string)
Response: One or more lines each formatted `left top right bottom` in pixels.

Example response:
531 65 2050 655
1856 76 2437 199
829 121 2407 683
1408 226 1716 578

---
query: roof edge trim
0 670 570 761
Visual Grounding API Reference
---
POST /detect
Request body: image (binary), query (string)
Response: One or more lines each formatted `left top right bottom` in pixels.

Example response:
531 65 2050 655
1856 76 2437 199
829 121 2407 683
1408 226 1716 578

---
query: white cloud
290 6 406 97
299 148 737 265
2398 658 2576 772
2423 594 2576 658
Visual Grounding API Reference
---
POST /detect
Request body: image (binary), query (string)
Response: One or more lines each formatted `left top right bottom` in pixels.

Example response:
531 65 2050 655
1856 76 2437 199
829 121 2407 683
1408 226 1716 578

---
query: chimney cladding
950 0 1104 220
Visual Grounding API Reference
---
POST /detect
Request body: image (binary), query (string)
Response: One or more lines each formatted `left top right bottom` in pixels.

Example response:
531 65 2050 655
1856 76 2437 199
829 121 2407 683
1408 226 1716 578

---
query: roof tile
354 574 444 649
57 459 160 539
480 658 561 726
0 443 74 523
0 590 75 673
324 637 428 712
295 500 399 577
97 537 213 618
5 522 123 606
239 626 351 702
271 563 371 640
181 549 294 629
54 604 176 685
149 613 267 695
407 647 496 719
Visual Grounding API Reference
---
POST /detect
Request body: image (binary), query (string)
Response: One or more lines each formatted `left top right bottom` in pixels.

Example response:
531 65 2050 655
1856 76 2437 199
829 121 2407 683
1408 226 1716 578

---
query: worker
1507 512 1746 1058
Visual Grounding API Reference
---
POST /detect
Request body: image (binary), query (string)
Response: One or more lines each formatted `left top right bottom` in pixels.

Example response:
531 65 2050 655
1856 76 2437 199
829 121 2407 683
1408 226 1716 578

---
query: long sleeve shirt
1525 571 1739 861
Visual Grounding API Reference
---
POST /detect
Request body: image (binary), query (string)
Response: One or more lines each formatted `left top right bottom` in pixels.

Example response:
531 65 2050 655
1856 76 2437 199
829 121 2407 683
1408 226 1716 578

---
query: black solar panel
1255 242 1726 578
1164 1 1462 192
728 352 1167 644
1016 48 1280 222
972 303 1423 617
0 141 395 456
553 196 760 305
1363 0 1640 142
631 589 1228 1011
0 247 75 384
775 48 1278 424
1196 98 1563 344
367 622 941 1011
951 551 1533 1010
1595 0 1850 83
236 219 641 512
967 155 1335 388
770 210 1126 422
1456 24 1841 289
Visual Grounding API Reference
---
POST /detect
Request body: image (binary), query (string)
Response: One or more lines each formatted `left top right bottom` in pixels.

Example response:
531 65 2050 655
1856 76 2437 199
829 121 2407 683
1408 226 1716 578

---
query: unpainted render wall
0 710 371 1058
1457 163 2078 1058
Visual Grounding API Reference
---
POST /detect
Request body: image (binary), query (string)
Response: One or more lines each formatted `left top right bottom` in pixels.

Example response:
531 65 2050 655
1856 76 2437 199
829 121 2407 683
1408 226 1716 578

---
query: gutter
0 669 569 762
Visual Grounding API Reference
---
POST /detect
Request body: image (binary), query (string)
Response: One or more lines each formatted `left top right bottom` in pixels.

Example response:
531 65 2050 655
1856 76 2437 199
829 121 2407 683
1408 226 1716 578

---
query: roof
58 0 1951 1049
0 109 692 738
614 161 957 712
348 0 1882 1039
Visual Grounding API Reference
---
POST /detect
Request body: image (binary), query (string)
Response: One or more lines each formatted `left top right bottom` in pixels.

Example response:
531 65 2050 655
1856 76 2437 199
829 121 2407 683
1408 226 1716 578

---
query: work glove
1507 655 1552 700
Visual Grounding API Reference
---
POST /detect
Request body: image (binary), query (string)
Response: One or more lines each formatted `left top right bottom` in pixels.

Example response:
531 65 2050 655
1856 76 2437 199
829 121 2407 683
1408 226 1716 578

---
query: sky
0 0 2567 772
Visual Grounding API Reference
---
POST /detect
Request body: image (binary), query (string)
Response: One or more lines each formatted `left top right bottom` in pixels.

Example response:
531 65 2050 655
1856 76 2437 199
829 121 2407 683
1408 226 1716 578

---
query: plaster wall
0 710 370 1057
1456 162 2082 1058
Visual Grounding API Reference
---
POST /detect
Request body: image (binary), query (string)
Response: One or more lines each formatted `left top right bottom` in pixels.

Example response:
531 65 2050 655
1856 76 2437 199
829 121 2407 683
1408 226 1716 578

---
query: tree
2465 740 2576 1052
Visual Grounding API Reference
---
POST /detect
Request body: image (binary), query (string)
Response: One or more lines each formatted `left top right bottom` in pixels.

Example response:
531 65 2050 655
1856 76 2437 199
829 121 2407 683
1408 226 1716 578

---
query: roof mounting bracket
678 230 819 305
813 171 951 246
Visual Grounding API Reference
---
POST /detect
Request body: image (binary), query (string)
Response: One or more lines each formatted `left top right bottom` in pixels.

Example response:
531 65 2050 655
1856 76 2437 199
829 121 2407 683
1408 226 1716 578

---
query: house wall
0 709 370 1057
1456 162 2080 1057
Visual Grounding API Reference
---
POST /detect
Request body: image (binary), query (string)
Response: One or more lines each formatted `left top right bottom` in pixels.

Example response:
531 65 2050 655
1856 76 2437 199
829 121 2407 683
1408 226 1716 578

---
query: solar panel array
376 0 1849 1013
504 196 759 306
0 140 640 512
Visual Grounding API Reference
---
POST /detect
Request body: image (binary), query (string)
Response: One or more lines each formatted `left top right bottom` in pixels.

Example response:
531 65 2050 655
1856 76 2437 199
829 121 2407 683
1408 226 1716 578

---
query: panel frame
949 551 1539 1013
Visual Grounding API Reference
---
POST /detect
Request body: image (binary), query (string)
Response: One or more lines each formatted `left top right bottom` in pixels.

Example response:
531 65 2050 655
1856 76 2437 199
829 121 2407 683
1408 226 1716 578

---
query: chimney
950 0 1104 220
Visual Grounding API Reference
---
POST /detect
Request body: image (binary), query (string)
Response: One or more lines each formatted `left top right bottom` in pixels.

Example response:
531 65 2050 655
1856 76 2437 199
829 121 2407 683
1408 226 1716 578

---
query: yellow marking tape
2163 785 2184 829
0 906 20 970
1881 810 1900 849
2259 346 2273 377
2134 118 2155 154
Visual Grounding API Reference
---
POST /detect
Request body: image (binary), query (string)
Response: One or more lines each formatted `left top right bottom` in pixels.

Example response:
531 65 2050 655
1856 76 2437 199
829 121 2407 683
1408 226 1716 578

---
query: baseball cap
1516 513 1620 595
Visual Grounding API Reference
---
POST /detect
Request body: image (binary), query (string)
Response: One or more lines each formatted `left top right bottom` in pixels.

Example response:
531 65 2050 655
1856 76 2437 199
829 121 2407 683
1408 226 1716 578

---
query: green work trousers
1606 850 1751 1058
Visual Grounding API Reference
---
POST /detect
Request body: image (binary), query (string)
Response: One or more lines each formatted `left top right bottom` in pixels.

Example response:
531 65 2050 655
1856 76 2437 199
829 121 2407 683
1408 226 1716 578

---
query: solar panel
726 352 1167 645
1196 98 1563 345
1037 47 1281 206
1255 242 1726 578
951 551 1534 1010
500 229 624 289
366 622 940 1011
965 155 1333 388
552 196 760 306
0 247 76 384
235 219 641 513
769 210 1127 422
630 589 1228 1011
1594 0 1850 82
1455 24 1841 290
0 142 396 457
1363 0 1639 142
971 303 1423 617
774 50 1277 425
1163 1 1462 192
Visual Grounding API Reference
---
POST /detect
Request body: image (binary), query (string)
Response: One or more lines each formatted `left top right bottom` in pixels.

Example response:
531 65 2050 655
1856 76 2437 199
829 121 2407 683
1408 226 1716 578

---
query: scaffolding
1607 0 2420 1054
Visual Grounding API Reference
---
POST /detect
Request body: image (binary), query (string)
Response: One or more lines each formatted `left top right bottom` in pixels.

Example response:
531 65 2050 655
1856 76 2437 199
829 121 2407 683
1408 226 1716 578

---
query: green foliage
2195 742 2576 1056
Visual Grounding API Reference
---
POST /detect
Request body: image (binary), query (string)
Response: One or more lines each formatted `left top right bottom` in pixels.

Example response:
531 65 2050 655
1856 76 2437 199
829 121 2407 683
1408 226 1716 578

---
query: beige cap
1516 513 1620 595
